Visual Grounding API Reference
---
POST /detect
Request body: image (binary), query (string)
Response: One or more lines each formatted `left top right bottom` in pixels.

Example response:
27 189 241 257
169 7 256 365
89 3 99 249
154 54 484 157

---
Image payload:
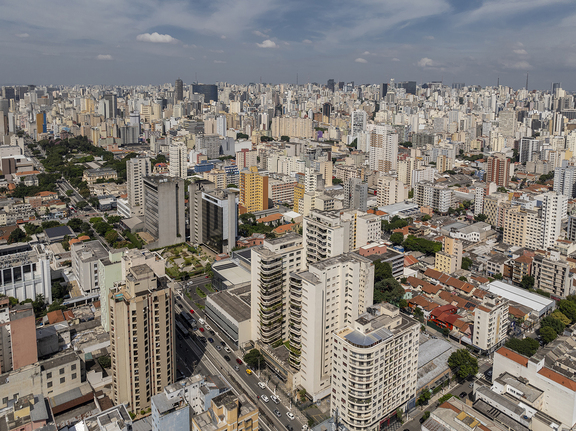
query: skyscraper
350 110 367 137
486 153 511 187
239 166 268 214
191 84 218 102
127 156 151 216
327 79 335 92
143 176 186 248
111 265 174 411
174 78 183 102
169 142 188 179
368 124 398 172
553 166 576 198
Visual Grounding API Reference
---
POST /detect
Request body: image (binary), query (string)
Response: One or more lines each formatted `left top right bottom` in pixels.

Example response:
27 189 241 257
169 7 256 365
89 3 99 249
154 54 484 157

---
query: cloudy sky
2 0 576 90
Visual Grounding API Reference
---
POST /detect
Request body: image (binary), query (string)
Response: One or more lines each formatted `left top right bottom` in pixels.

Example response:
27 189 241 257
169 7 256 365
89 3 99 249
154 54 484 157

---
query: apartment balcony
348 389 373 398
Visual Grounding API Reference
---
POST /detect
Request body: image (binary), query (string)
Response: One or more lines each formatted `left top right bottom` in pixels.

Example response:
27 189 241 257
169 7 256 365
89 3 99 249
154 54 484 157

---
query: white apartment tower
351 110 367 137
288 253 375 401
473 296 509 353
377 176 407 206
553 166 576 198
332 303 420 431
169 142 188 179
251 234 305 345
127 156 152 216
368 125 398 173
542 192 568 249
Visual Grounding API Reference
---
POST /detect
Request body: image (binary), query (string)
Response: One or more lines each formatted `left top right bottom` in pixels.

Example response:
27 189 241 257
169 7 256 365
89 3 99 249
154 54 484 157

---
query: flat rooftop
207 290 251 322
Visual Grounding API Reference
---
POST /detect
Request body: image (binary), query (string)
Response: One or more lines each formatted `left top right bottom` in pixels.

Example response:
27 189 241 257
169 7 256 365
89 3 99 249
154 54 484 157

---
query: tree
408 189 414 199
459 276 467 282
493 273 503 280
97 355 112 368
461 257 473 270
438 393 455 404
497 186 508 193
236 132 249 140
390 232 404 246
421 214 431 221
32 294 46 317
76 201 88 210
448 349 478 380
474 214 487 222
540 326 557 344
374 261 393 283
332 178 343 185
243 349 265 369
66 189 74 196
520 275 535 290
398 299 408 309
540 316 565 335
67 218 84 232
551 310 571 326
105 230 119 244
505 337 539 357
7 228 26 244
227 184 237 188
559 300 576 323
106 215 122 224
280 135 290 142
374 278 405 304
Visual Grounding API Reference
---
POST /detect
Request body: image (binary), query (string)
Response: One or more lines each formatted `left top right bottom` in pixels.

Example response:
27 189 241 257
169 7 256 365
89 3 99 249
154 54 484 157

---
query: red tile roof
496 347 528 367
538 367 576 391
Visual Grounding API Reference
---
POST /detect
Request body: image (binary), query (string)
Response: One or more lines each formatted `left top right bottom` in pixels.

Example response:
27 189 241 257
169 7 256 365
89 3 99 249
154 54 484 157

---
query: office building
268 178 297 204
110 265 174 411
380 83 388 99
236 149 258 170
189 183 238 254
250 234 305 345
143 176 186 248
0 243 51 303
332 303 420 431
351 110 367 137
345 177 368 211
169 142 188 179
289 253 375 401
216 115 227 136
191 84 218 102
413 181 453 213
411 167 435 189
303 209 381 266
327 79 335 92
239 166 269 214
175 78 183 102
377 176 407 206
532 252 573 299
554 166 576 198
0 300 37 373
127 156 152 217
397 81 417 95
473 296 509 353
486 153 511 187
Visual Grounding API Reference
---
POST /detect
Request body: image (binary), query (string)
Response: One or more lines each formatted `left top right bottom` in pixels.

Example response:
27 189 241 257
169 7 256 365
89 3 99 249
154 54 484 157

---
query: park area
160 244 213 280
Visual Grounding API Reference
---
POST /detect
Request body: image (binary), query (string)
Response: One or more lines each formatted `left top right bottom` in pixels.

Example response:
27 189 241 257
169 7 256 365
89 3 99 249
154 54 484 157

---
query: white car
198 318 205 325
271 395 280 404
286 412 295 420
258 382 266 389
205 324 211 330
261 395 269 403
224 346 231 353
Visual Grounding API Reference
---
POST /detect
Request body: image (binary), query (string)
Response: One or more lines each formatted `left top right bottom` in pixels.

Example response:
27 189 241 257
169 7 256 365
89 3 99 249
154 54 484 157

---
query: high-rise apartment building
436 155 454 173
486 153 511 187
398 158 415 188
351 110 367 137
368 125 398 173
288 253 375 400
532 252 573 298
236 149 258 170
239 166 269 214
143 176 186 248
169 142 188 179
519 137 542 164
434 237 463 274
413 181 453 213
189 182 238 254
0 300 37 373
345 178 368 211
191 84 217 102
174 78 183 102
127 156 152 216
332 303 419 431
303 209 381 266
502 206 542 249
377 176 407 206
553 166 576 198
251 234 305 345
473 296 509 354
110 265 174 411
541 192 567 249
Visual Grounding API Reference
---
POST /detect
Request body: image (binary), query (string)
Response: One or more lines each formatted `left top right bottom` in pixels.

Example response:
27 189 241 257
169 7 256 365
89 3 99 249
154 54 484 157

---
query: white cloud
302 39 312 44
362 51 371 55
16 33 29 38
214 60 226 63
221 35 226 39
257 39 277 48
503 60 533 70
355 57 368 63
424 35 434 40
253 30 268 37
392 57 400 61
136 32 177 43
96 54 113 60
513 49 527 55
417 57 435 67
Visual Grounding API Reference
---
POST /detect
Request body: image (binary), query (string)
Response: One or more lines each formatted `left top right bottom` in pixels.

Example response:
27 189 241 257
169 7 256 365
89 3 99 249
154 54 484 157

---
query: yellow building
293 183 305 214
191 392 258 431
435 237 463 274
239 166 268 214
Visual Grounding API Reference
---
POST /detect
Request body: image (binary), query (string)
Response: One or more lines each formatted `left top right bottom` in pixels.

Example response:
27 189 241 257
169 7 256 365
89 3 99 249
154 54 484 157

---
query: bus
176 320 189 338
181 311 195 328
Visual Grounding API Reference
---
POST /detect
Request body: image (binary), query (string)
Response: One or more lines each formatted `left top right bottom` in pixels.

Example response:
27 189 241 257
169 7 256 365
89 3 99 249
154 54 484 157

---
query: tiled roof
538 367 576 391
495 346 528 367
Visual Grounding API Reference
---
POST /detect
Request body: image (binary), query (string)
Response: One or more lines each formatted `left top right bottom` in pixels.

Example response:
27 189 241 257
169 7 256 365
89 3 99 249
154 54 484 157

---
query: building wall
144 177 186 248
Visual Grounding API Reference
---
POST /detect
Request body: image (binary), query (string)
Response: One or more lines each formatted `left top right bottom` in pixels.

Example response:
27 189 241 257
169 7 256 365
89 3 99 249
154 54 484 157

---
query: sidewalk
258 368 310 425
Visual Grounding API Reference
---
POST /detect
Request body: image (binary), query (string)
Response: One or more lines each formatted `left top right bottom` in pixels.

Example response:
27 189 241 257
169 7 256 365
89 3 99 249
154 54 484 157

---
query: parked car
286 412 295 420
261 395 269 403
271 395 280 404
246 369 252 375
274 409 282 418
236 358 243 365
208 337 214 343
258 382 266 389
224 355 231 361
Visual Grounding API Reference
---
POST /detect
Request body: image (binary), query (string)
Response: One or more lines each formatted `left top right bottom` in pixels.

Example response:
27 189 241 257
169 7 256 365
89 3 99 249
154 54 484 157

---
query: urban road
175 285 304 431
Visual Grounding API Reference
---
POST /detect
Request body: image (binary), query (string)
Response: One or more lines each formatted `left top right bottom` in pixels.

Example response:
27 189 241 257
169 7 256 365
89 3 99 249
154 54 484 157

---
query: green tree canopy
374 278 405 304
474 214 487 222
551 310 571 326
505 337 539 357
374 261 393 283
8 228 26 244
540 326 557 344
448 349 479 379
461 257 473 270
540 316 565 335
390 232 404 246
402 235 442 255
520 275 535 290
243 349 265 369
559 300 576 323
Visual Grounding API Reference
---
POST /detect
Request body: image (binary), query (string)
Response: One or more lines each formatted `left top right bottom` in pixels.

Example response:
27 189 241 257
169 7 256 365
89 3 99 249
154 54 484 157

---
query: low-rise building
532 252 574 299
191 392 258 431
82 168 118 185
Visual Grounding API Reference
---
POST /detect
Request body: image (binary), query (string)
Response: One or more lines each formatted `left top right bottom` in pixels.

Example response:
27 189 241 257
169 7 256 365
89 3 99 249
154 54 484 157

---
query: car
274 409 282 418
208 337 214 343
286 412 295 420
198 318 205 325
224 346 231 353
236 358 243 364
205 275 209 278
469 382 474 388
459 391 468 398
209 330 215 335
216 346 222 351
261 395 269 403
258 382 266 389
206 324 211 330
199 328 204 332
271 395 280 404
234 365 240 371
220 341 226 346
224 355 231 361
246 369 252 375
189 309 194 314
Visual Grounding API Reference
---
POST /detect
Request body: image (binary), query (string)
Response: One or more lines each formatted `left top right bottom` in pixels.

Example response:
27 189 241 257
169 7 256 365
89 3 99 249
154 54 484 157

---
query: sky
1 0 576 90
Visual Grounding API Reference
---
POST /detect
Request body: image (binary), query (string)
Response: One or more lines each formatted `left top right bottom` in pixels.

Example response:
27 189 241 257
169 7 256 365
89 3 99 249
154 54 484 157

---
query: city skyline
1 0 576 89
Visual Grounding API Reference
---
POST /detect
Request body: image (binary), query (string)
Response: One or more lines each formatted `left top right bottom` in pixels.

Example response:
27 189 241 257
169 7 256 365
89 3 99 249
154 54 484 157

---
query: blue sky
1 0 576 90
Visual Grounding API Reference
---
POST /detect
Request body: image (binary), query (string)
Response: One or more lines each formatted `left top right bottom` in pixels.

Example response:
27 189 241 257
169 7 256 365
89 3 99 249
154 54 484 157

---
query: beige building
502 206 541 249
473 297 509 353
436 155 454 173
271 117 314 140
191 392 258 431
127 156 151 216
377 176 407 206
110 265 175 411
434 237 463 274
483 193 509 227
332 304 420 431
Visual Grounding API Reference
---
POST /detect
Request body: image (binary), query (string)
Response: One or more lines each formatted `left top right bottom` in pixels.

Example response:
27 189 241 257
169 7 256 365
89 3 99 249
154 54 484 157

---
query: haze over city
2 0 576 88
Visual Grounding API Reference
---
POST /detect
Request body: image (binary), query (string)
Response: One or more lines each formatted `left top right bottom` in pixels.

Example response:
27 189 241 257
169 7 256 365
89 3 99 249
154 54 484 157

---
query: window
72 373 77 380
60 377 65 384
2 397 7 405
47 381 53 388
71 364 77 371
47 372 52 379
59 368 65 375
